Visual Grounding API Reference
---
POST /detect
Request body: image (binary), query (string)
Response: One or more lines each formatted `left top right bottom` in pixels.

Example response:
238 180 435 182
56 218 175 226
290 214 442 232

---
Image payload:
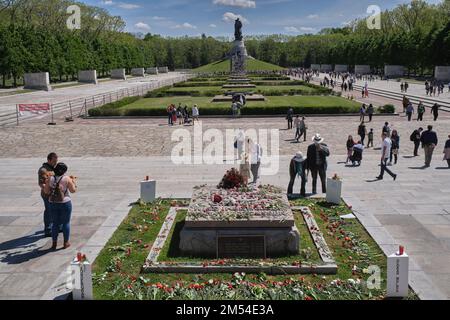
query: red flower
304 296 313 300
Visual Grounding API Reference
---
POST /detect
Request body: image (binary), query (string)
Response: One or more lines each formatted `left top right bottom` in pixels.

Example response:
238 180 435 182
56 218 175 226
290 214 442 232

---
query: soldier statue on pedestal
234 18 243 41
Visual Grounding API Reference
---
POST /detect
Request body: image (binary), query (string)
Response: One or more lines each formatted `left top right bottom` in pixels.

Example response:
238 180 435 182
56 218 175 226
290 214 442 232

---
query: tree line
0 0 449 87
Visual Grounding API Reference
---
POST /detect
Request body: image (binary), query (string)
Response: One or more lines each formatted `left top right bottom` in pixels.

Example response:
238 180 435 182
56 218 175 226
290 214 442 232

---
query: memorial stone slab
111 68 127 80
24 72 52 91
131 68 145 77
78 70 98 84
435 66 450 82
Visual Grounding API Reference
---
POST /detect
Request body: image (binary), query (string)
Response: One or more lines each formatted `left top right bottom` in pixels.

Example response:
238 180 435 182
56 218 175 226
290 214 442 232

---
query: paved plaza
0 109 449 299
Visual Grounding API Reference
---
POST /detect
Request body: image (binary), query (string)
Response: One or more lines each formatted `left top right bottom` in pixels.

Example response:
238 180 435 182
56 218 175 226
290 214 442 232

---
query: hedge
378 104 396 113
88 96 140 116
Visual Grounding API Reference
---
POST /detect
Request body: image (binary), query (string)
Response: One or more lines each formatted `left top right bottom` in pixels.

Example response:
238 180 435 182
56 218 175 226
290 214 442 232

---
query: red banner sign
18 103 50 116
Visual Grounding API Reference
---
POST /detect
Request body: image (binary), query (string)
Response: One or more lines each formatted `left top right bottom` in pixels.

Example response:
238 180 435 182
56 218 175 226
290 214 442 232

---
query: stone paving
0 113 449 299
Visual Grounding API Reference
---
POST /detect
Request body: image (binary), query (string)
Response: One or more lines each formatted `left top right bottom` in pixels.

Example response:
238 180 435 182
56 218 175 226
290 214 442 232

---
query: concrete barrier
355 65 371 75
131 68 145 77
320 64 333 72
435 66 450 82
111 69 127 80
146 67 159 75
158 67 169 74
310 64 320 71
24 72 52 91
78 70 98 84
384 65 405 77
334 65 348 73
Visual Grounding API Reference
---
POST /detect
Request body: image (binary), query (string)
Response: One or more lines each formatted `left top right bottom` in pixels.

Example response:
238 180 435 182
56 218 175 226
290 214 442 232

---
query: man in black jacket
420 125 438 167
38 153 58 237
307 134 330 194
410 127 423 157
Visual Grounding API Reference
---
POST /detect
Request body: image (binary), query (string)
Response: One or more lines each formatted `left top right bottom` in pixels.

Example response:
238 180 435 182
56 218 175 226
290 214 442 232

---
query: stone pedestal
24 72 52 91
70 257 93 300
158 67 169 74
334 65 348 73
435 66 450 82
230 40 248 74
326 178 342 205
179 186 300 258
131 68 145 77
320 64 333 72
111 69 127 80
355 65 371 75
387 251 409 298
140 180 156 203
78 70 98 84
384 65 405 78
146 67 159 75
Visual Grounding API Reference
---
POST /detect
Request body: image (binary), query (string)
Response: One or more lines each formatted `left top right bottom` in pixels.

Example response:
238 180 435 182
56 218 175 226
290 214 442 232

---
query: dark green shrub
378 104 396 114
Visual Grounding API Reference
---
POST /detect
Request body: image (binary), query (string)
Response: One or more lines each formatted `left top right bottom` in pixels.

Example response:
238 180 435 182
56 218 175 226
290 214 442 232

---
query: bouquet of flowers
217 168 245 189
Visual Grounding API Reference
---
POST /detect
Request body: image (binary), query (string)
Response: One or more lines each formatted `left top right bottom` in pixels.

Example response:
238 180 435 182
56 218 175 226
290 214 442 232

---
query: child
367 129 374 148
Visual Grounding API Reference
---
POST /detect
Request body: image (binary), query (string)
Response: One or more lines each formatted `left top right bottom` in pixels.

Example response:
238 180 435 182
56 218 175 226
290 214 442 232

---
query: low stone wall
158 67 169 74
355 65 371 75
384 65 405 77
146 67 159 75
111 68 127 80
78 70 98 84
435 66 450 82
131 68 145 77
23 72 52 91
334 64 348 72
320 64 333 72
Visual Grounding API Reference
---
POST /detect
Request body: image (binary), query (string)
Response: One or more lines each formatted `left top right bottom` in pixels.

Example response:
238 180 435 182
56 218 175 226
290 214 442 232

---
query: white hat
312 133 324 144
294 151 306 162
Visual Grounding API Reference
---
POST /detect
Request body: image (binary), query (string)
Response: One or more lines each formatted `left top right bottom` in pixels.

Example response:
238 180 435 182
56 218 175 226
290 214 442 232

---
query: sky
81 0 443 37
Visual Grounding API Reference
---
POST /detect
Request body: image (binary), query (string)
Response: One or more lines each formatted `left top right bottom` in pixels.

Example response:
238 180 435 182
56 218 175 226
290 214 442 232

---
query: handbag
234 141 238 149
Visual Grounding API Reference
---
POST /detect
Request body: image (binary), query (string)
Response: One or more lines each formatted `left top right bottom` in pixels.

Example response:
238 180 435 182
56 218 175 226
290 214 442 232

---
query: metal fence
1 74 194 127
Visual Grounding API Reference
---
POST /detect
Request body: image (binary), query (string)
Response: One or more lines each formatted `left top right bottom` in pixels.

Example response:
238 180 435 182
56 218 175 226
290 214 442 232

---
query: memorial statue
234 18 243 41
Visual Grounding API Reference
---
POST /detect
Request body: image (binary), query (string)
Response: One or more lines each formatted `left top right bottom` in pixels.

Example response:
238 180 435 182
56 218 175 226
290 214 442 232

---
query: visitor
294 115 302 142
389 130 400 165
177 105 183 125
377 132 397 181
306 134 330 194
43 163 77 250
410 127 423 157
417 102 425 121
359 104 366 122
286 107 294 130
367 129 374 148
231 102 237 118
367 104 374 122
192 104 200 123
420 125 438 167
382 122 391 137
431 103 439 121
400 82 404 93
350 141 364 166
346 135 355 164
250 140 263 184
235 129 245 160
167 104 174 126
38 153 58 237
404 82 409 93
443 135 450 168
402 96 409 113
406 102 414 121
287 152 308 197
358 121 367 146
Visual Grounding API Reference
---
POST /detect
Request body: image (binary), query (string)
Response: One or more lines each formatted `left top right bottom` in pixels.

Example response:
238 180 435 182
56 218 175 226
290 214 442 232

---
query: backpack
49 176 65 203
410 131 416 142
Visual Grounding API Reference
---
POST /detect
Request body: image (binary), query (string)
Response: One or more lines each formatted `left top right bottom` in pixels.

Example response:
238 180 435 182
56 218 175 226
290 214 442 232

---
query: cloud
209 24 217 28
284 26 299 33
299 27 316 32
173 22 197 29
213 0 256 8
101 0 114 5
152 16 167 20
307 14 319 19
118 3 141 9
222 12 249 24
134 22 151 31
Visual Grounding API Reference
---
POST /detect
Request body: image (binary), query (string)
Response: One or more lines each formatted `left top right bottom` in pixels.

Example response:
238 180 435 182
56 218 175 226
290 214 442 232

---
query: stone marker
131 68 145 77
334 65 348 73
320 64 333 72
384 65 405 78
158 67 169 74
434 66 450 82
140 179 156 203
23 72 52 91
355 65 371 75
146 67 159 75
110 68 127 80
78 70 98 85
387 246 409 298
311 64 320 71
71 256 93 300
326 178 342 205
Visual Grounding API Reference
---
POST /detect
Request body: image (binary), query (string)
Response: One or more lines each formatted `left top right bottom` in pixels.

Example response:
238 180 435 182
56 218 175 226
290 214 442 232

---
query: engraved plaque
217 235 266 259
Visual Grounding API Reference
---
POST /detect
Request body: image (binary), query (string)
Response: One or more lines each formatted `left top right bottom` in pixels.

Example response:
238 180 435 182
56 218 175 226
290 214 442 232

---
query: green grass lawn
193 58 285 73
165 85 318 95
91 198 417 300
